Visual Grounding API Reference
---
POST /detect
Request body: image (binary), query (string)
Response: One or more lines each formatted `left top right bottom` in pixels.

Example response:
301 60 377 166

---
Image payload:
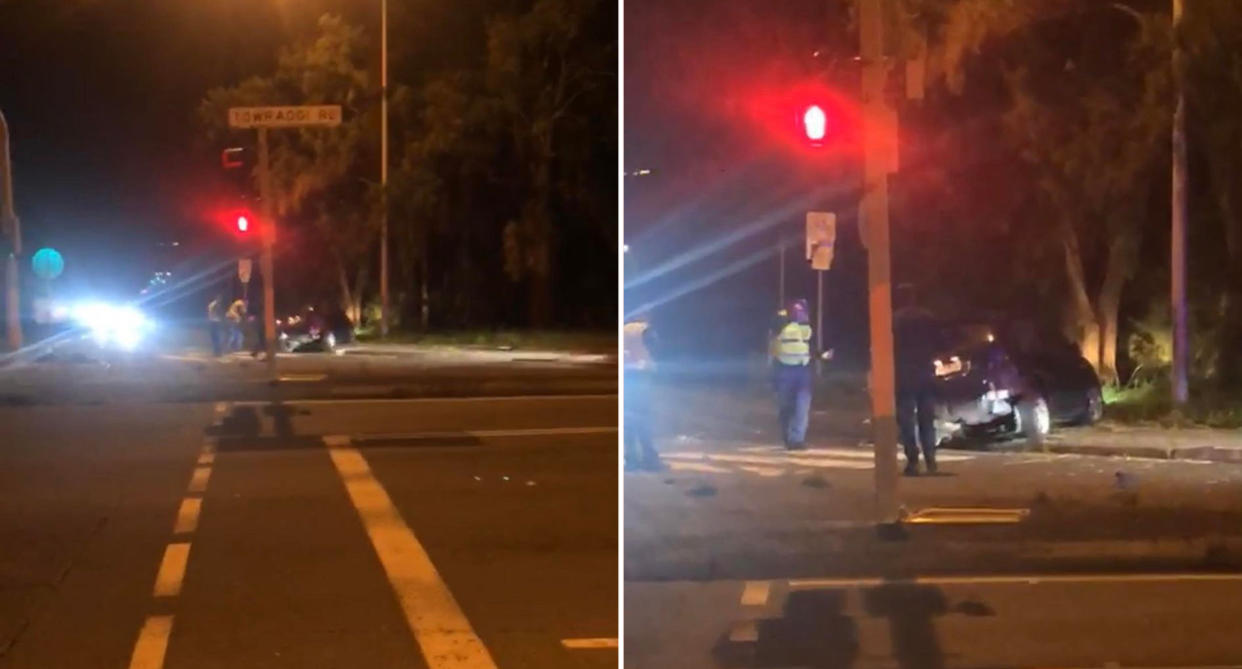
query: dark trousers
209 322 223 357
774 363 813 447
897 384 937 470
624 370 659 468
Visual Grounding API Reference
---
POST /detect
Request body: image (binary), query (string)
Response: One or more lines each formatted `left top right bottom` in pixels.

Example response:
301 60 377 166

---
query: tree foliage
198 3 616 330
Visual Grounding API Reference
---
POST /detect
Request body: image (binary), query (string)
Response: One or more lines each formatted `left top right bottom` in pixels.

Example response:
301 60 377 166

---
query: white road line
278 373 328 382
127 615 174 669
666 461 733 474
172 498 202 535
788 571 1242 590
152 542 191 597
740 581 771 607
350 426 617 441
197 451 215 465
327 437 498 669
187 466 212 493
232 394 616 406
738 465 785 477
560 638 618 649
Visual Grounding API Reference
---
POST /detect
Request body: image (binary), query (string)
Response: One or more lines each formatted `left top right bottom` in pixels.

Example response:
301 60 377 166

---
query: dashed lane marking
126 429 220 669
172 498 202 535
740 581 771 607
127 615 174 669
187 466 212 493
327 435 499 668
561 638 618 649
152 542 191 598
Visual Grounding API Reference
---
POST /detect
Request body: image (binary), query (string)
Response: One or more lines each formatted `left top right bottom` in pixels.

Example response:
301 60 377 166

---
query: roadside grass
355 329 616 353
1104 379 1242 429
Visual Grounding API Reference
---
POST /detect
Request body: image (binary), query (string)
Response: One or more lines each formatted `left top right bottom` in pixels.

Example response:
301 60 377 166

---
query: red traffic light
221 147 245 169
802 104 828 144
236 214 250 233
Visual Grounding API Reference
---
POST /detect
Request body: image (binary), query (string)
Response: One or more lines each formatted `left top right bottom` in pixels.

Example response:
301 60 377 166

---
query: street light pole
860 0 900 524
0 109 21 351
379 0 390 338
1171 0 1189 405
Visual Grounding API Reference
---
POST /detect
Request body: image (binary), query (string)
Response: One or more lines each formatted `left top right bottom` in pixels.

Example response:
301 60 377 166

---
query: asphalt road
0 393 617 668
625 380 1242 668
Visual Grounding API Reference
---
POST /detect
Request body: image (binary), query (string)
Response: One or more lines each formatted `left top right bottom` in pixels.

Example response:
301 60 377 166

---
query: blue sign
31 247 64 280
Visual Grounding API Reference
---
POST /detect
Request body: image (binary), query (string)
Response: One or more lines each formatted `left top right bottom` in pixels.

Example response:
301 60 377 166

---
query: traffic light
236 213 250 233
221 147 245 169
802 104 828 145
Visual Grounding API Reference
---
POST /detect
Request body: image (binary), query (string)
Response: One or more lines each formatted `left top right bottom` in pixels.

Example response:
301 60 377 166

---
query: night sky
623 0 869 362
0 0 379 303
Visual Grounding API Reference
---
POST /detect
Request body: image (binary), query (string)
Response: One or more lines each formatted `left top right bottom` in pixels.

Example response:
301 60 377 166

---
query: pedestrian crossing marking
738 464 784 477
666 461 732 474
662 441 976 478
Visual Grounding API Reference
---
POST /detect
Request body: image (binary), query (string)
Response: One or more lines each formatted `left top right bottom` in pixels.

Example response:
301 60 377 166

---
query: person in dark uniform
893 284 943 475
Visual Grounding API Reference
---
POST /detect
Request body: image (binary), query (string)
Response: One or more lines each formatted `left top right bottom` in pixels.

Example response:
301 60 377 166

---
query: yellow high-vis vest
774 321 813 366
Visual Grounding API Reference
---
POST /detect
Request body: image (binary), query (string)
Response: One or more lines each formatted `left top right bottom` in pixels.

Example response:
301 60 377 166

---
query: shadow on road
203 402 486 451
204 403 322 452
714 583 969 669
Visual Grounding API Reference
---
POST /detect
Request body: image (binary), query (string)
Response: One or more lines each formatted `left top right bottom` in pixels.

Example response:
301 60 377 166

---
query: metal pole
0 109 21 351
816 269 824 377
379 0 390 337
1171 0 1189 405
258 127 277 376
779 234 786 307
860 0 900 523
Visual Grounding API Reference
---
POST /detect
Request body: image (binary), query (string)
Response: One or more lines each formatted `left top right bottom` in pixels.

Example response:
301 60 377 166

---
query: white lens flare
71 301 152 350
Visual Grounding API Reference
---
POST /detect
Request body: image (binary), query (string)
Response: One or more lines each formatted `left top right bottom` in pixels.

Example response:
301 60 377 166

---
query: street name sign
228 105 342 129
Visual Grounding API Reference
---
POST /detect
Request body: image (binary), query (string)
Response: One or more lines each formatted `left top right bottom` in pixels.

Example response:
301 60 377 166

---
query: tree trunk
1095 234 1137 385
1058 220 1100 371
420 258 430 331
336 260 355 325
1214 162 1242 386
351 265 367 328
526 133 554 328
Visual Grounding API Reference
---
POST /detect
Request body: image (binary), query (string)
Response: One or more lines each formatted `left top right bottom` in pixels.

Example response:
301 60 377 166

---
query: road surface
625 379 1242 668
0 393 617 668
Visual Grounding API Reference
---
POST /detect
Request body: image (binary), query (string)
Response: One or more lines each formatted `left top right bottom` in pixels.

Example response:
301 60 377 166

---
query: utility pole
257 127 277 375
379 0 391 337
860 0 900 523
778 233 786 307
1171 0 1188 405
0 109 21 351
816 269 825 376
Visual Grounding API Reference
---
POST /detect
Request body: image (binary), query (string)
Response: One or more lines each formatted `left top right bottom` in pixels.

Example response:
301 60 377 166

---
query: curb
1045 442 1242 464
624 533 1242 583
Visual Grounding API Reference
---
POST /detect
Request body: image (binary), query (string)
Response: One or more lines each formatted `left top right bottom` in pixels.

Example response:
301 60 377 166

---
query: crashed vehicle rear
932 326 1103 447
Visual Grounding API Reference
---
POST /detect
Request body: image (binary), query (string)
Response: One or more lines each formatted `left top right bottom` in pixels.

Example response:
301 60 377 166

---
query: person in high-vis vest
623 312 663 471
770 298 832 450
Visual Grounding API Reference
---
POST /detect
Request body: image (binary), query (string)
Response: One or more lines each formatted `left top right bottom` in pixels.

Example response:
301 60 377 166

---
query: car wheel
1015 396 1051 448
1083 386 1104 425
